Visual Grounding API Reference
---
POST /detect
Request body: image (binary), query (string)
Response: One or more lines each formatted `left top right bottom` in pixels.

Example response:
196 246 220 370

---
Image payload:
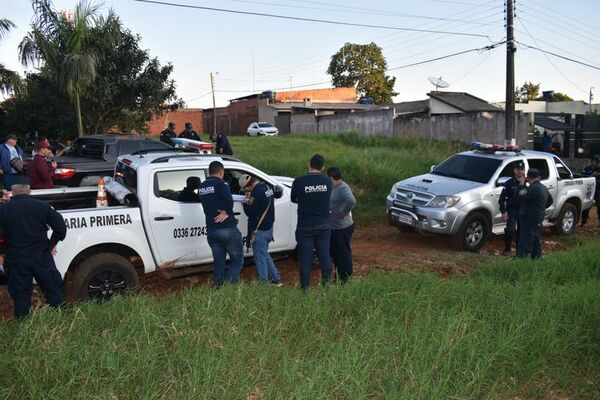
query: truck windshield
115 162 137 193
431 154 502 184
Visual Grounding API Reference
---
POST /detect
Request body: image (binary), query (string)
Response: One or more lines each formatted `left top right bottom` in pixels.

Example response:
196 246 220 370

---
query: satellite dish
428 76 450 91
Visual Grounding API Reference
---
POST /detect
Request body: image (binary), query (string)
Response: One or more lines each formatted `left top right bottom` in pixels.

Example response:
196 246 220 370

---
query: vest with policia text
291 172 332 230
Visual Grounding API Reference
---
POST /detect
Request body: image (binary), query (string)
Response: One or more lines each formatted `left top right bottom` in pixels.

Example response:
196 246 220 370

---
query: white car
247 122 279 136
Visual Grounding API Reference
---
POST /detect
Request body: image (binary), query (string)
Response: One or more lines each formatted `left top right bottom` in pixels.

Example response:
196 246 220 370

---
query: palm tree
19 0 118 136
0 18 21 95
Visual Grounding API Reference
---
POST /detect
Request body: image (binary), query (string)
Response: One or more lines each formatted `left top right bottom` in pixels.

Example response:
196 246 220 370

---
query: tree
19 0 119 137
543 92 573 102
515 81 540 102
327 42 397 104
0 18 22 95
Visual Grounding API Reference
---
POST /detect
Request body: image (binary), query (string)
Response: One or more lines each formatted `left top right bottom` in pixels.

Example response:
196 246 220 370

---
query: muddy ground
1 215 599 320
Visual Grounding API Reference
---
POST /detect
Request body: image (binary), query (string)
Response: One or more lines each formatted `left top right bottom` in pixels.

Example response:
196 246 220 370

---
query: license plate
393 213 414 226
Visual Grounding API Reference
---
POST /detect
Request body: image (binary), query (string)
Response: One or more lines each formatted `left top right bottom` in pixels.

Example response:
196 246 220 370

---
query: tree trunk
75 91 84 137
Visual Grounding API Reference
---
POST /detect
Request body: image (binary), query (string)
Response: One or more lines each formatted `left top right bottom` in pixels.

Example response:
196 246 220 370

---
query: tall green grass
1 242 599 399
230 134 466 220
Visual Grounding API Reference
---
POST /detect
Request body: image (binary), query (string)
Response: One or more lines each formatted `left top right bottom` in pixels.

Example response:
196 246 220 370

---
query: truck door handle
234 212 241 216
154 216 174 221
548 186 555 189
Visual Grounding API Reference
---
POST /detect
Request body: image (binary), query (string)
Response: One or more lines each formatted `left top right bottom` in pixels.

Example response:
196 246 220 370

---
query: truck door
146 169 210 267
526 158 557 217
222 167 291 252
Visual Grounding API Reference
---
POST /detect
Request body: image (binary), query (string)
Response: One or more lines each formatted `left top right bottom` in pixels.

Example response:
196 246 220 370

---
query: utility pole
252 51 256 93
289 76 293 109
210 72 217 137
589 87 595 113
505 0 516 145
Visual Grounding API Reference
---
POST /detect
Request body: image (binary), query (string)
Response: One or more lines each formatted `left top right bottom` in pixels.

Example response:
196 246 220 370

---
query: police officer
291 154 332 290
517 169 553 259
198 161 243 287
179 122 201 141
0 184 67 319
580 155 600 226
160 122 177 146
211 132 233 156
498 161 526 256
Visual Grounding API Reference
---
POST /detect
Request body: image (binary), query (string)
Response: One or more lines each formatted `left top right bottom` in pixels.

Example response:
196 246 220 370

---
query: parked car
386 142 596 252
11 152 297 301
50 134 172 187
247 122 279 136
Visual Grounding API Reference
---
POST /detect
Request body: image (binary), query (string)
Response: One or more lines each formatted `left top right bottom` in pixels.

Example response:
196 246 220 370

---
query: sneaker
273 280 284 287
502 250 511 257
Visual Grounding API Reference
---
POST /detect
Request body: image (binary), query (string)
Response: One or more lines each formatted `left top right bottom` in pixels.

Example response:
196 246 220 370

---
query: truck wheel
453 212 489 252
554 203 578 235
69 253 139 301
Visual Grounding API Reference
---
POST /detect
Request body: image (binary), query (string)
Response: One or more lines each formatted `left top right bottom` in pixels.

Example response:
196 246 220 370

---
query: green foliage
515 81 540 102
543 92 574 102
327 42 397 104
0 18 21 95
2 242 600 399
229 134 465 220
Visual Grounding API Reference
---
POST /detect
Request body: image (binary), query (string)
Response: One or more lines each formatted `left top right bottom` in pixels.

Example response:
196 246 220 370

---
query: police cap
527 168 541 178
514 161 525 169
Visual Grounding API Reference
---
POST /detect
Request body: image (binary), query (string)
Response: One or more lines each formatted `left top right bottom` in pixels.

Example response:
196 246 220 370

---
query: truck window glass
552 156 572 179
115 163 138 193
499 160 524 178
68 139 105 159
223 169 263 194
154 169 207 202
140 141 171 151
119 141 141 156
431 155 502 184
527 159 550 179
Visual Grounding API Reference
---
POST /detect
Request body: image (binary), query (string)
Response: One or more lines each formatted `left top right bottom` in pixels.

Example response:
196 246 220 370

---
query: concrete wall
290 113 318 134
429 98 462 114
317 109 395 136
393 112 529 148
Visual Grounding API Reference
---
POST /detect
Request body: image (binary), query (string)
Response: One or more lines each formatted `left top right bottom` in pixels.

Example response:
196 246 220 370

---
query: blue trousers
296 228 332 290
7 256 64 319
252 227 281 283
207 227 244 287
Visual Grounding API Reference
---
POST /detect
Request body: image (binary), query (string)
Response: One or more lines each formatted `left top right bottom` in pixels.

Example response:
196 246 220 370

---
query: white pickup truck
386 144 596 251
25 152 298 301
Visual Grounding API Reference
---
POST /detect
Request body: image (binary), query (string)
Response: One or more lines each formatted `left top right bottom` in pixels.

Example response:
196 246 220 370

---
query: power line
524 0 600 35
133 0 492 39
387 42 505 71
517 41 600 71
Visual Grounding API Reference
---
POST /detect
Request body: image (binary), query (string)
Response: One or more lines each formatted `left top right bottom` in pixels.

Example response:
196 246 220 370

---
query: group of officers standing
197 154 356 290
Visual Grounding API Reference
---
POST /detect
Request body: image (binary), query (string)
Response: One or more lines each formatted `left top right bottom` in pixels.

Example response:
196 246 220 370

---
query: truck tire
69 253 139 302
554 203 578 235
453 212 489 252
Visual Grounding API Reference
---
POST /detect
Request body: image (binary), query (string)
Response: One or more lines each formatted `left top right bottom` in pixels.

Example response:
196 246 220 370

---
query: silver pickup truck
386 147 596 251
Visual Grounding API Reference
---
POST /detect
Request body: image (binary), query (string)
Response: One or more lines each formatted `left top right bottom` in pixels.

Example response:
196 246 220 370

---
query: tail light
0 235 5 245
54 167 76 180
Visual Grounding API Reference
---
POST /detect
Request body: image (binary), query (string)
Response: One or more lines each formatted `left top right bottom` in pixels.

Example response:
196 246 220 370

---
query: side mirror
273 185 284 199
430 165 436 172
496 176 510 187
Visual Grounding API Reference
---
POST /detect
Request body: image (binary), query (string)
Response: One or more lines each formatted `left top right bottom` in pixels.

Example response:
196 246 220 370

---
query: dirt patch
1 212 599 320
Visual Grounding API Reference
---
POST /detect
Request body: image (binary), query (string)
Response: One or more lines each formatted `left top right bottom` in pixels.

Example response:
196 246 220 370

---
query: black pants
330 224 354 282
581 192 600 224
7 256 64 319
504 210 520 252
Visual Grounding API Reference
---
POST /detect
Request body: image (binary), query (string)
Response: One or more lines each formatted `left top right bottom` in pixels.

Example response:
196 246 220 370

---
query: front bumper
386 195 465 235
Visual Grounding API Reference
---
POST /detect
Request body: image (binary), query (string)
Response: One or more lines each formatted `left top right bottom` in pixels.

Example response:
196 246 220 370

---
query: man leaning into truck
498 161 526 256
0 184 67 319
198 161 243 287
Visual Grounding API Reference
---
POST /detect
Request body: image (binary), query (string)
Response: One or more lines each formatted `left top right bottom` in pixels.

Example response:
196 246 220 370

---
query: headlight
389 183 399 197
428 195 461 208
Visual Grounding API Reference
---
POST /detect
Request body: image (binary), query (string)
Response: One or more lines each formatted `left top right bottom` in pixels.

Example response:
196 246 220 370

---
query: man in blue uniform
517 169 553 259
291 154 332 290
179 122 201 141
160 122 177 146
498 161 526 256
211 132 233 156
198 161 243 287
0 134 26 190
239 174 282 285
580 155 600 226
0 184 67 319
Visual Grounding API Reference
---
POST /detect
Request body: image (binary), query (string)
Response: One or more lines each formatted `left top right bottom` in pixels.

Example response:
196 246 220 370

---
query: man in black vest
498 161 526 256
291 154 332 290
160 122 177 146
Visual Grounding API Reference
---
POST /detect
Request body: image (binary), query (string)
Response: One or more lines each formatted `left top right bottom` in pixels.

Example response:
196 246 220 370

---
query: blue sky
1 0 599 108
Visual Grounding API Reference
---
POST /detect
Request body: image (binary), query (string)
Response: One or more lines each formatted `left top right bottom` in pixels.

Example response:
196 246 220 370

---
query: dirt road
1 220 598 320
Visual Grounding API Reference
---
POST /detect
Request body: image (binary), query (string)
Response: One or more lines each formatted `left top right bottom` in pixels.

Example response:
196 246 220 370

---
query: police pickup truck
386 143 596 251
27 151 297 301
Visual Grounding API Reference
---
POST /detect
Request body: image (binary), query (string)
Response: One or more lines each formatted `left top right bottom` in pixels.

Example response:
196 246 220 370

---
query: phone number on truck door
173 226 208 238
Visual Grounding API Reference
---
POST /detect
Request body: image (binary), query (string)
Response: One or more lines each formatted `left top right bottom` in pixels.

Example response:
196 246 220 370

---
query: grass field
229 134 466 220
1 242 599 399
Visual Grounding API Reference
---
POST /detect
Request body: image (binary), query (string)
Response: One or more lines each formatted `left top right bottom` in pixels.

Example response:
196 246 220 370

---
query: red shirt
28 154 55 189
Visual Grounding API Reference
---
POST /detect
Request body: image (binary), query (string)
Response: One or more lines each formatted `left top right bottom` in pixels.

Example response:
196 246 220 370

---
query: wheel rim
465 221 484 246
562 210 575 232
87 270 128 300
